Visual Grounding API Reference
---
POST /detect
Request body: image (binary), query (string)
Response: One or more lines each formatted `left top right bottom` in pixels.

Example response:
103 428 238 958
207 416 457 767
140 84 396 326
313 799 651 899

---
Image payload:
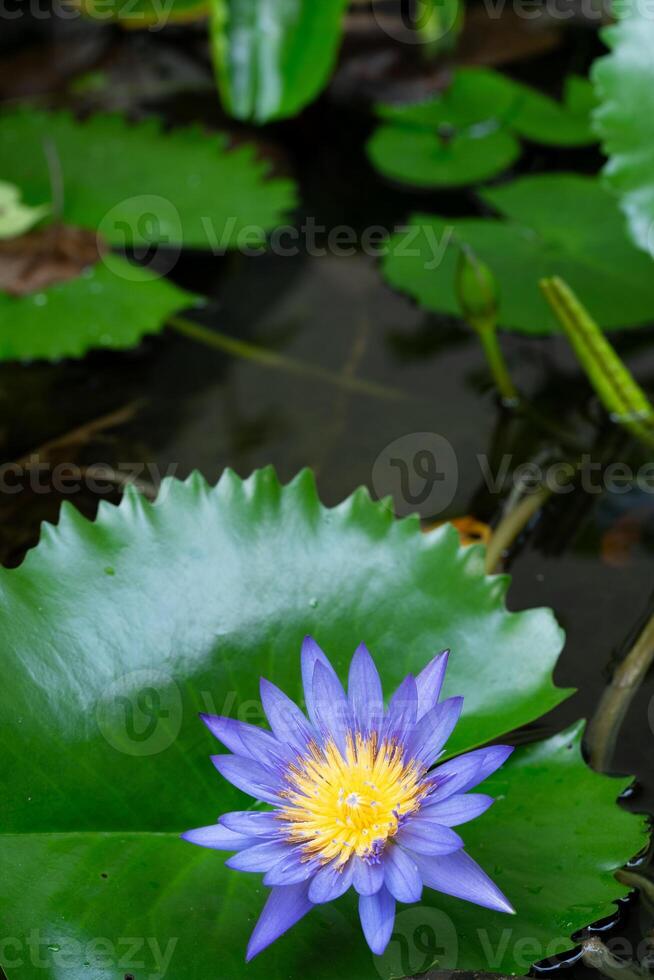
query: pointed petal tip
245 942 259 963
493 893 516 915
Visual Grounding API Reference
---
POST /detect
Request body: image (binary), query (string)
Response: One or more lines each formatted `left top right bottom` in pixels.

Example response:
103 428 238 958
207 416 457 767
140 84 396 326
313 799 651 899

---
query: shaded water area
1 10 654 980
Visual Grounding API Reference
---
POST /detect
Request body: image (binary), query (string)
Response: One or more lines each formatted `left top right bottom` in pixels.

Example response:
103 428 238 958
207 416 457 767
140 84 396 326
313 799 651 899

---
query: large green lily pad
211 0 348 122
0 468 644 979
382 173 654 333
368 70 597 188
593 4 654 254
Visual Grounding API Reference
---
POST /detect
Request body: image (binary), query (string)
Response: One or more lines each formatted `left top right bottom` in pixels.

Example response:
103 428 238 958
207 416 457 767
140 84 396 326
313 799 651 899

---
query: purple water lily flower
182 638 515 961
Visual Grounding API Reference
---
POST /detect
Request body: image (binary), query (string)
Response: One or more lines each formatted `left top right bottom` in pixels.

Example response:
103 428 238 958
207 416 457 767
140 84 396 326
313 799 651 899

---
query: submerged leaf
382 174 654 333
368 69 597 187
0 468 644 978
0 225 102 296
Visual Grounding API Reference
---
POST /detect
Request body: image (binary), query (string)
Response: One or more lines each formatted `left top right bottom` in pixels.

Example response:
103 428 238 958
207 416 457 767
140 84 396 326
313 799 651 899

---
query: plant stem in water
485 485 551 574
476 320 519 404
168 315 408 402
587 606 654 773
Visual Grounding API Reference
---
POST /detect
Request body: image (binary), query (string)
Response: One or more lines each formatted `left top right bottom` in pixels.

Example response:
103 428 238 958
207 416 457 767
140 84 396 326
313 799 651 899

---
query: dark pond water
1 11 653 980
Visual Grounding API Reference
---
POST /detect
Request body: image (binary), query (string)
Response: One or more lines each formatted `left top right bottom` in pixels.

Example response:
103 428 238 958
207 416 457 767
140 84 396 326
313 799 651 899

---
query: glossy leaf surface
0 469 644 978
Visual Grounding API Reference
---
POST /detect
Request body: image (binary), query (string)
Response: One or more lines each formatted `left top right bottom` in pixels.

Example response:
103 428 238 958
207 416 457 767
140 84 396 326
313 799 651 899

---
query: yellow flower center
279 733 427 866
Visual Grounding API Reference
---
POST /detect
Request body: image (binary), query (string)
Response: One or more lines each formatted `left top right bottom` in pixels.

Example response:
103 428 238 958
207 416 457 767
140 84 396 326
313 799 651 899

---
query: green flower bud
455 246 499 328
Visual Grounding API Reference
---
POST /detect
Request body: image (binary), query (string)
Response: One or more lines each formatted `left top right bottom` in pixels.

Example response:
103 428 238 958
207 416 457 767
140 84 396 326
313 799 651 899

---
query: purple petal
427 745 514 802
301 636 343 726
359 886 396 955
308 859 355 904
201 714 286 768
383 675 417 742
415 649 450 719
212 755 283 805
383 845 422 903
220 810 281 838
226 840 290 873
312 661 351 752
352 856 385 895
420 793 494 826
259 678 314 755
264 851 317 886
348 643 384 733
406 697 464 767
396 821 463 856
246 881 313 962
412 848 515 914
180 823 255 850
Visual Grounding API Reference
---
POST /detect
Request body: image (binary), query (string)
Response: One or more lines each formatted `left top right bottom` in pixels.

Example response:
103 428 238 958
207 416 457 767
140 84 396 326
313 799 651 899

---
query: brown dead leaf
0 224 104 297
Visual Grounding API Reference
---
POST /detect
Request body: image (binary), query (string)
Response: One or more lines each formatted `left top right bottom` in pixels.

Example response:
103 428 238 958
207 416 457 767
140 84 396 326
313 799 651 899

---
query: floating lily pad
382 173 654 333
368 70 597 188
593 5 654 254
0 109 296 249
211 0 348 123
0 253 197 361
0 467 645 978
0 109 295 361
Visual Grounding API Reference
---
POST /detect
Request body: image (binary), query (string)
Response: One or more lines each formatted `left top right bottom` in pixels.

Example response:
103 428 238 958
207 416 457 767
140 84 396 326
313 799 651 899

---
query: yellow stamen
278 732 427 866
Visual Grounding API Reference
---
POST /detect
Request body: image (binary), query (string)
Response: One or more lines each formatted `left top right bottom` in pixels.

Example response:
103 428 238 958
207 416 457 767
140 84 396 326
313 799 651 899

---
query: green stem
168 316 408 403
485 485 551 574
586 607 654 773
474 318 519 403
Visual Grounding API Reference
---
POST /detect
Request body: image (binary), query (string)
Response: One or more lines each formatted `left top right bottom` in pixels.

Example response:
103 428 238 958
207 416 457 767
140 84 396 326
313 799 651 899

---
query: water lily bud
455 246 499 328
